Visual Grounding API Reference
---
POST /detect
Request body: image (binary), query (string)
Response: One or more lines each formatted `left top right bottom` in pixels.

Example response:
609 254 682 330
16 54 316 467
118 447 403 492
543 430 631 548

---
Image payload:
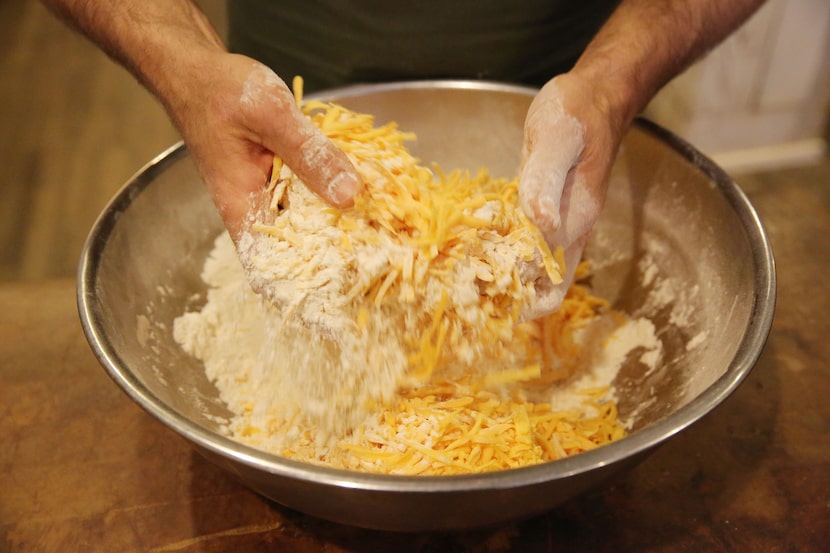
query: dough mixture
173 93 661 475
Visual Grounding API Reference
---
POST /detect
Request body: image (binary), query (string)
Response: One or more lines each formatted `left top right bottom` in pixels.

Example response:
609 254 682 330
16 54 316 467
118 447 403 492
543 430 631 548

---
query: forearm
40 0 225 106
573 0 766 129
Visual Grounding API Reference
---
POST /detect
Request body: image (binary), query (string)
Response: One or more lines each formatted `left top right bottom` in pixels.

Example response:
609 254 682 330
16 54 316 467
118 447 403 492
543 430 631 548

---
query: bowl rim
77 80 776 493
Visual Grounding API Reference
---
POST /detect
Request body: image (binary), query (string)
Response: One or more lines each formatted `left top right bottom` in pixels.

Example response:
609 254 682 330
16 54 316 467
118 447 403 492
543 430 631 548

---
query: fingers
555 168 603 250
284 116 364 207
239 63 363 208
521 235 588 319
519 79 584 241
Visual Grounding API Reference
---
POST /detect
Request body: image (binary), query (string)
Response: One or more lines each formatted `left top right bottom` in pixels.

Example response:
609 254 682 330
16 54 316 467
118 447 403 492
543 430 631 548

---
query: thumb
270 111 364 208
244 64 363 207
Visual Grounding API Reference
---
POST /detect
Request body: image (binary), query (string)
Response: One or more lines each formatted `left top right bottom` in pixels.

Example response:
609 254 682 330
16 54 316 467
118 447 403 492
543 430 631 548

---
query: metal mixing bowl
77 81 775 531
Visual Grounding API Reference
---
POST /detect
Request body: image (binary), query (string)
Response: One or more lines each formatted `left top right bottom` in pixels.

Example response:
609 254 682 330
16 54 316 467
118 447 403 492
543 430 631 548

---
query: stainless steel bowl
77 81 775 531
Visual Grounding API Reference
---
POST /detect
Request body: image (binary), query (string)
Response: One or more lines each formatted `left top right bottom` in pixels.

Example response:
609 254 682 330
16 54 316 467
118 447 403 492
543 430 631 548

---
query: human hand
518 72 625 317
163 53 363 238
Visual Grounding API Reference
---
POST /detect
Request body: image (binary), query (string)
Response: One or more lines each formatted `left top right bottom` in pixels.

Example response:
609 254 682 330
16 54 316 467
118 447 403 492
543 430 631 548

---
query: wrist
568 52 653 135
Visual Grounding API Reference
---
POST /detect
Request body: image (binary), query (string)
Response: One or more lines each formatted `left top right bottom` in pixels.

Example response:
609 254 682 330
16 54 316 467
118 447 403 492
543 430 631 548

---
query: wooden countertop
2 176 828 552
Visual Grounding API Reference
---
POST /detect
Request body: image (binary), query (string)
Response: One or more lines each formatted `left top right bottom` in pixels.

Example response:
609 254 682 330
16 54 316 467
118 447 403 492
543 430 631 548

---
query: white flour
549 316 661 413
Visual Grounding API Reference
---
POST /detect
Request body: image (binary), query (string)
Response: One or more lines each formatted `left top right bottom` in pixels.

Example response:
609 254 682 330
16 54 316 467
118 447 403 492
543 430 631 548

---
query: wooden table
2 176 828 552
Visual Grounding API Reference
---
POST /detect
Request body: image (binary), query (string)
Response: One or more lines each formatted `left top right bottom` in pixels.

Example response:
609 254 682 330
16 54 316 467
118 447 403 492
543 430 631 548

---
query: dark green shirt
228 1 620 92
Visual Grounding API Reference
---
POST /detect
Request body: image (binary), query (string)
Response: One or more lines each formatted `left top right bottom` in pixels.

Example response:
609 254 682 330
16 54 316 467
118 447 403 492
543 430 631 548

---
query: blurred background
1 0 828 283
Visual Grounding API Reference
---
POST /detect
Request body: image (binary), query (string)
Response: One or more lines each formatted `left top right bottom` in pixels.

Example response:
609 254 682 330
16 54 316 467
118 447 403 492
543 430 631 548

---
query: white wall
645 0 830 173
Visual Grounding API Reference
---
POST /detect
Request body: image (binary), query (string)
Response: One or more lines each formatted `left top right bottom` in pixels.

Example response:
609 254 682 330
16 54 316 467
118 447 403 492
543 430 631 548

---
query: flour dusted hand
519 74 623 318
162 57 363 238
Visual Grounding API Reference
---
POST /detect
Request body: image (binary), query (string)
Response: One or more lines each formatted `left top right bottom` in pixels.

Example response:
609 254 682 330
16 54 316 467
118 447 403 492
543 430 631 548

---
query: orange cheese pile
231 280 628 475
253 78 563 384
341 382 625 475
232 78 628 474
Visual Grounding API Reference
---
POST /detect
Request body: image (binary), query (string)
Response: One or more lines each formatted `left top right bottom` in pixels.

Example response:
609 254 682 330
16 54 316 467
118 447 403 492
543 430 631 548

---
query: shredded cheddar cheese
248 79 565 386
221 276 628 475
179 78 632 475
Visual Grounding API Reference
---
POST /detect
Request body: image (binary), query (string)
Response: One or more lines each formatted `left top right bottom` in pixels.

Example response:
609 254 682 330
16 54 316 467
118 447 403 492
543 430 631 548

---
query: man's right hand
162 53 363 238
